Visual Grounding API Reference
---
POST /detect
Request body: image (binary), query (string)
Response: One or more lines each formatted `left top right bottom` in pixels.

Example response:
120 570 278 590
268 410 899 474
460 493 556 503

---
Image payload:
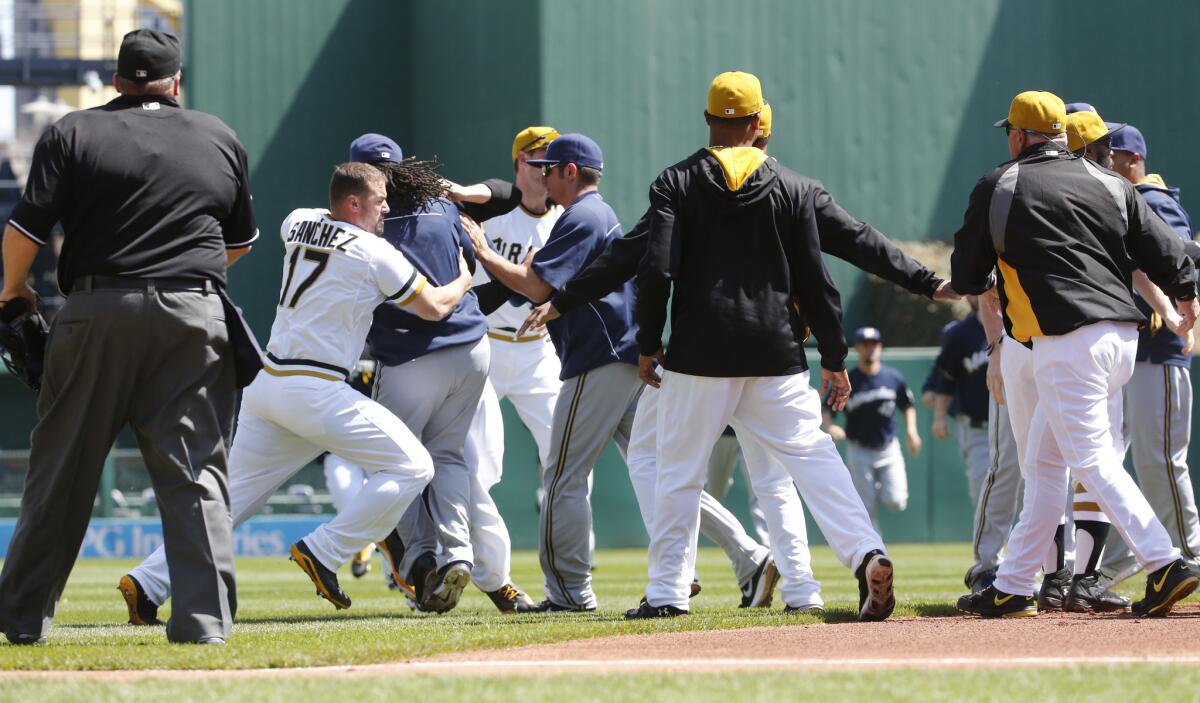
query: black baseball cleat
1132 559 1199 618
118 574 163 626
375 530 416 599
624 602 688 619
965 567 996 594
289 540 351 610
739 555 780 608
423 561 472 614
956 585 1037 618
403 551 438 613
1037 567 1071 611
1064 574 1131 613
528 598 596 613
856 550 895 621
485 583 537 614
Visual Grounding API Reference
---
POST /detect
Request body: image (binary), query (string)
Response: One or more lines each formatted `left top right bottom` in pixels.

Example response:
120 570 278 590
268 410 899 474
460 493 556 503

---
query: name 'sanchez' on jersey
285 218 359 251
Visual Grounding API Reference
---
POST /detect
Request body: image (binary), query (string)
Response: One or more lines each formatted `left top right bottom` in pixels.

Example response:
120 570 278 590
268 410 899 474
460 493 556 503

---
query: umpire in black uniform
0 29 257 645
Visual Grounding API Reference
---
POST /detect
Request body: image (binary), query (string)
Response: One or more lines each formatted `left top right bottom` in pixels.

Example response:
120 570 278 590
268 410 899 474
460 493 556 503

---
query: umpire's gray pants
375 337 490 576
0 287 237 643
541 361 642 609
1103 362 1200 577
966 398 1021 581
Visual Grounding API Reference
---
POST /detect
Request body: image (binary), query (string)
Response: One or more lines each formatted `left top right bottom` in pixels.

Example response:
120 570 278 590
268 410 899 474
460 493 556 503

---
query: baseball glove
0 297 48 391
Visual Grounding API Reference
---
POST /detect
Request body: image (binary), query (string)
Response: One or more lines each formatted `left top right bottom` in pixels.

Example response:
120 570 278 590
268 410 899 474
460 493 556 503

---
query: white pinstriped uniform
130 208 435 605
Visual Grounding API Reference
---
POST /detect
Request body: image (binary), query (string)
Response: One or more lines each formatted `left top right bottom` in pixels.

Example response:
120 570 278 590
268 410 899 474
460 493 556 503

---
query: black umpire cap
117 29 181 82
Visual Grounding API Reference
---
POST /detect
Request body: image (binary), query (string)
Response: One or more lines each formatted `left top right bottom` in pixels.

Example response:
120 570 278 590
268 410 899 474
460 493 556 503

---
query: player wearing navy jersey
824 327 921 530
468 133 640 612
1100 123 1200 585
932 298 991 505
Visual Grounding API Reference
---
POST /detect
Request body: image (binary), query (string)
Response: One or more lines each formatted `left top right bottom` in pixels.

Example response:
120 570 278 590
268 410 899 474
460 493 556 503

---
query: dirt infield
2 604 1198 679
428 602 1200 671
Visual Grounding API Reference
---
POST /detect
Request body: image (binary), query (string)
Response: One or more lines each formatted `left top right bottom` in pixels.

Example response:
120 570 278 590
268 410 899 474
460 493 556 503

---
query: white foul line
4 654 1200 679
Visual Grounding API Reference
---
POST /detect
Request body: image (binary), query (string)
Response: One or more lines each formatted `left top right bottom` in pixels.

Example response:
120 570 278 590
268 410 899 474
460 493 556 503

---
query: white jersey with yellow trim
265 207 426 380
473 203 562 334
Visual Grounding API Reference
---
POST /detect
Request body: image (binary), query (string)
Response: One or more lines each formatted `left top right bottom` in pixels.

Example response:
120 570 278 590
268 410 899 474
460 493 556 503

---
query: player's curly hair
370 157 447 214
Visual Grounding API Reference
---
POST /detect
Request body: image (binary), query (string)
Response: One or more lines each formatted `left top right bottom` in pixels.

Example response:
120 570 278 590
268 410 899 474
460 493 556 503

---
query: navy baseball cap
1109 124 1147 159
855 327 883 344
349 133 402 164
526 133 604 171
1065 101 1097 115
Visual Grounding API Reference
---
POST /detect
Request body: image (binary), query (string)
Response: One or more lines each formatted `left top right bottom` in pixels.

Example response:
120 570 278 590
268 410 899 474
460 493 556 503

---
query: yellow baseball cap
755 103 773 138
706 71 764 119
994 91 1066 134
511 126 560 163
1065 111 1126 152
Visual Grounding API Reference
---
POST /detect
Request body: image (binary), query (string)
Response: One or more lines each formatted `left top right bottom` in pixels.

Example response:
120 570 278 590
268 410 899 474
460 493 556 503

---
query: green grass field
0 544 1192 703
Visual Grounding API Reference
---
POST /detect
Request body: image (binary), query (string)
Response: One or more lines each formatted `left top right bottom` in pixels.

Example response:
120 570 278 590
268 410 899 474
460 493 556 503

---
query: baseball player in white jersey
469 127 565 485
118 164 474 621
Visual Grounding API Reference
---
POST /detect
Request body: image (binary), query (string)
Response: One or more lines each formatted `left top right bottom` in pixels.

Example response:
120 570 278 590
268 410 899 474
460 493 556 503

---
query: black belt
74 275 213 294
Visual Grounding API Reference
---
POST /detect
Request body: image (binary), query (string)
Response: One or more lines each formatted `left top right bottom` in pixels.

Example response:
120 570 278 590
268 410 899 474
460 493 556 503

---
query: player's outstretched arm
462 213 553 303
403 251 474 321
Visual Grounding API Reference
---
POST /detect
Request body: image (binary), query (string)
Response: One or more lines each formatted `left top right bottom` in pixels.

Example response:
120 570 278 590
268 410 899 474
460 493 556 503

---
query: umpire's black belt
73 275 213 294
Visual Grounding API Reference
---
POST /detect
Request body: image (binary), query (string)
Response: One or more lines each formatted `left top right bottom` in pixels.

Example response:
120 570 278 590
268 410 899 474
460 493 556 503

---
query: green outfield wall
3 0 1200 548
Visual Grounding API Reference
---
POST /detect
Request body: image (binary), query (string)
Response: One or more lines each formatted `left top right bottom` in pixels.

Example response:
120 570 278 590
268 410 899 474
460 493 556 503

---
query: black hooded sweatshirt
636 147 850 376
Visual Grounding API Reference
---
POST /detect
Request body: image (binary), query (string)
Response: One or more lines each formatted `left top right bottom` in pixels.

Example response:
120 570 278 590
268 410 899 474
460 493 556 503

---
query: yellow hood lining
706 147 768 191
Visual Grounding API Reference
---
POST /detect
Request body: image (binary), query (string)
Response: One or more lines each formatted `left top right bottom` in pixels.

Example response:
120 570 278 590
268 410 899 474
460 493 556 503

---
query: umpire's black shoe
1037 567 1071 611
855 550 895 621
739 555 780 608
118 574 163 626
528 598 596 613
4 630 46 646
289 540 351 610
1064 574 1131 614
956 585 1037 618
1132 559 1199 618
624 602 687 620
424 561 472 615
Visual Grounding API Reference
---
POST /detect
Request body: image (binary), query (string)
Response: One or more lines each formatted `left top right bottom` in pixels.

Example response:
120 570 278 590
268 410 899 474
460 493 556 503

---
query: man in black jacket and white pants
629 71 894 621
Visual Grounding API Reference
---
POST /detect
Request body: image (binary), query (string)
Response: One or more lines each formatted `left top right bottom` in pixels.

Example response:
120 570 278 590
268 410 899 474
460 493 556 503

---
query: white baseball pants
646 370 883 609
993 322 1180 596
464 381 514 591
488 336 562 470
131 372 434 605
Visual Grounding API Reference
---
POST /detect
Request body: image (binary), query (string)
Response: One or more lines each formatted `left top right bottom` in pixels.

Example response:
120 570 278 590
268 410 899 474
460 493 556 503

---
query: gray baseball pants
966 398 1021 582
375 337 490 576
955 418 991 507
1103 362 1200 577
846 438 908 530
540 361 642 609
0 287 237 643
